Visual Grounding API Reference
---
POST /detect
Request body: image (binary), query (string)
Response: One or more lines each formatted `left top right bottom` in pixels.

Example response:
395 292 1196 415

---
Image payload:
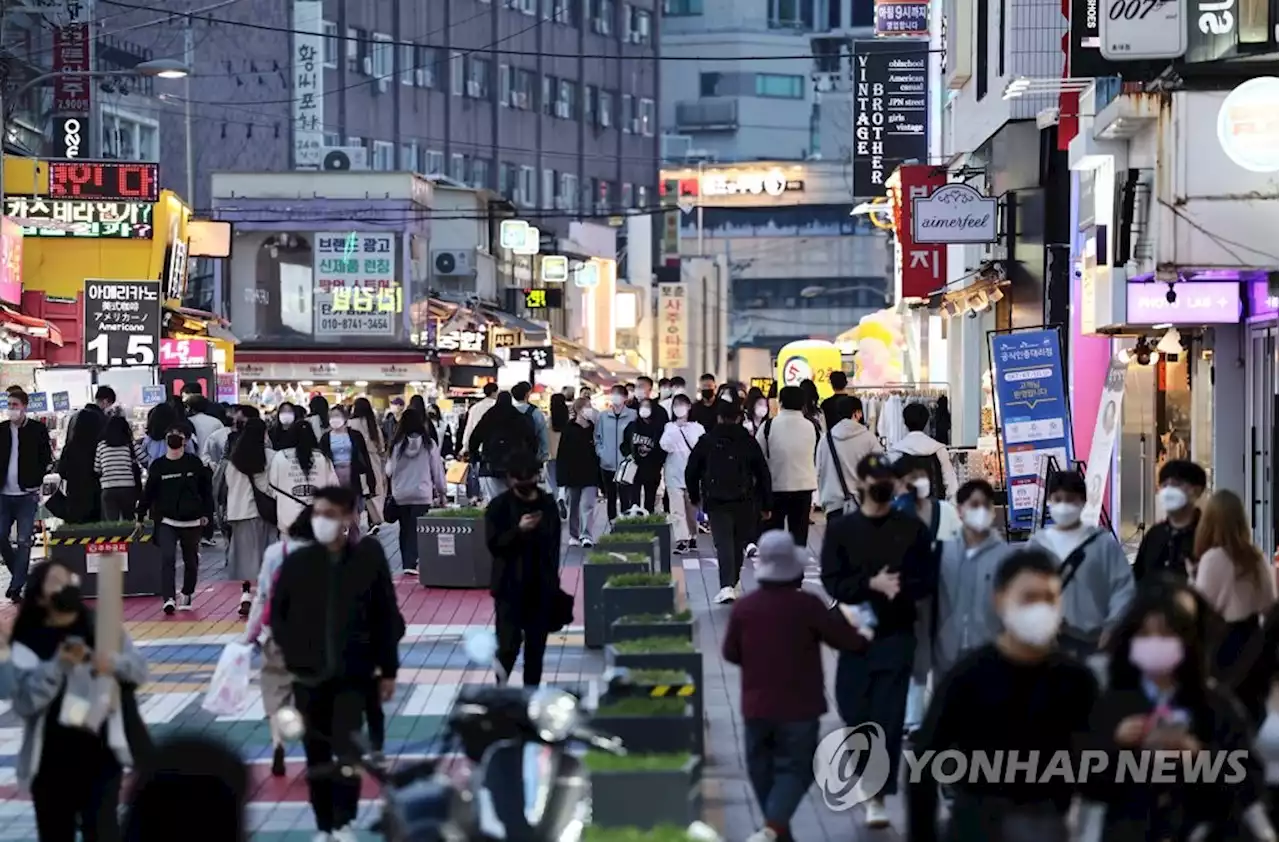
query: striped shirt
95 442 139 490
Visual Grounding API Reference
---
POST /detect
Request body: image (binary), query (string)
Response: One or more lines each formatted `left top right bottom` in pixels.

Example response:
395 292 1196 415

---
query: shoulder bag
825 431 858 515
1055 531 1108 658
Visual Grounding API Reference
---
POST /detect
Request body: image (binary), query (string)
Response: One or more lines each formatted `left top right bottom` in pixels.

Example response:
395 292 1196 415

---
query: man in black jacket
0 388 53 601
686 400 772 605
270 485 403 838
1133 459 1206 582
820 452 936 829
486 452 562 687
137 423 214 614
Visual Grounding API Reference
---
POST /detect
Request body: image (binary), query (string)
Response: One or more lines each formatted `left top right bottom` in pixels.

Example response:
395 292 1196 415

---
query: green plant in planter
583 826 701 842
587 551 649 564
617 609 692 624
51 520 138 534
624 669 688 684
421 507 486 519
584 751 691 772
596 531 656 545
612 636 695 654
605 573 673 588
596 697 687 716
614 513 669 526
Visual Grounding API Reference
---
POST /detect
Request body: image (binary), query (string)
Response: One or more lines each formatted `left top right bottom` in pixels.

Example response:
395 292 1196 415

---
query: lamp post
0 59 191 202
799 283 894 306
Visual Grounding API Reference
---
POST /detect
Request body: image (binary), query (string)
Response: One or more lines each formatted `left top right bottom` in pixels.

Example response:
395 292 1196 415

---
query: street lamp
800 283 893 305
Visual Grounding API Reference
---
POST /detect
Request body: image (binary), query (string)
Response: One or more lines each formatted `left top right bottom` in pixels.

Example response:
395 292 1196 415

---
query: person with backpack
887 402 957 501
594 386 637 522
755 386 819 551
468 391 538 502
511 382 550 465
686 400 773 604
816 395 882 522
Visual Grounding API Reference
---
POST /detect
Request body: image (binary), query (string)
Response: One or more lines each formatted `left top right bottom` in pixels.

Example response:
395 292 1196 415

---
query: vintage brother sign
912 184 998 244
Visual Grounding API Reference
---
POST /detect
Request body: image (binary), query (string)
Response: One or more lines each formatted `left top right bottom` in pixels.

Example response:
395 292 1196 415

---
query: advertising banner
892 164 948 300
1082 357 1127 526
510 345 555 370
0 217 23 307
4 197 153 239
52 0 93 157
911 183 998 243
160 338 211 369
1098 0 1186 60
874 0 929 36
852 40 929 198
657 283 688 370
989 328 1073 530
1126 281 1241 324
161 366 216 400
82 279 161 368
313 232 398 336
292 0 326 168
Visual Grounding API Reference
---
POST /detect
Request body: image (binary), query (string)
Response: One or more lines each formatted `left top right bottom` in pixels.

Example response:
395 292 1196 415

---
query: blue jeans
0 492 38 594
744 719 820 828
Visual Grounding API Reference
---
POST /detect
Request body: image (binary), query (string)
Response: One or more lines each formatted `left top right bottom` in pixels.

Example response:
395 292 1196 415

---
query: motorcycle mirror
462 629 499 666
274 707 306 743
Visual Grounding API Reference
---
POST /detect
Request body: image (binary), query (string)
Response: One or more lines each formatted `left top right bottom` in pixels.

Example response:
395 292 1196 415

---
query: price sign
159 338 211 369
26 392 48 412
52 391 70 412
47 161 160 203
82 280 161 368
141 385 167 405
510 345 555 370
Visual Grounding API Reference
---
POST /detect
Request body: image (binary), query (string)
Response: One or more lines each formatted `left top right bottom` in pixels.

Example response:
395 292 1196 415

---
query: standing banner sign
989 328 1074 530
1082 357 1127 526
83 279 161 367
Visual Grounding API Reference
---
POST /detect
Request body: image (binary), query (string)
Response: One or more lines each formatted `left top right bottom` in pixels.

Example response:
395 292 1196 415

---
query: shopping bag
202 641 255 716
446 460 469 485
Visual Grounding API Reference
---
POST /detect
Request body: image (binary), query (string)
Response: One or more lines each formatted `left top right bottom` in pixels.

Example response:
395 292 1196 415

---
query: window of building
401 141 419 171
518 165 536 206
450 154 468 182
371 33 394 80
542 169 557 209
499 64 513 105
514 68 535 109
471 158 490 189
596 179 613 214
768 0 815 28
998 0 1007 77
553 0 576 24
662 0 703 14
560 173 578 211
467 57 491 98
621 182 634 207
542 75 555 115
401 43 415 85
599 89 613 127
755 73 804 98
976 0 989 100
425 149 444 176
101 105 159 162
621 94 634 132
451 51 465 96
584 85 598 125
637 184 649 208
699 72 721 97
556 79 576 119
627 5 652 43
347 27 366 74
322 21 339 67
498 162 516 198
638 97 655 135
372 140 395 171
415 46 436 86
590 0 614 34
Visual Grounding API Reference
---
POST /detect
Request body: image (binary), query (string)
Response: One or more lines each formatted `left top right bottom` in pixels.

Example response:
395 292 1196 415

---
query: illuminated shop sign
699 168 804 197
3 196 153 238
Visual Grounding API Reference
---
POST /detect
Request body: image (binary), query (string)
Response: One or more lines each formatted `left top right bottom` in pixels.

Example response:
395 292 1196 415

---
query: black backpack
482 412 536 473
702 434 754 503
924 453 946 500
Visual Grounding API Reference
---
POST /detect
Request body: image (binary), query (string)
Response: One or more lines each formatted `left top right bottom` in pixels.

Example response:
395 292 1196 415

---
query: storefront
235 351 438 409
1245 276 1278 557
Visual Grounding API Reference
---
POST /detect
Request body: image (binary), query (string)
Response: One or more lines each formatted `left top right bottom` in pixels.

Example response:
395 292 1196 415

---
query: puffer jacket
816 419 883 513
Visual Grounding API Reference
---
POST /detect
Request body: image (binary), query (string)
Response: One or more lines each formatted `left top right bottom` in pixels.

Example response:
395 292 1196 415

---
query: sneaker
569 537 581 547
673 540 687 555
311 833 334 842
162 598 176 615
5 588 19 603
401 567 418 576
177 594 194 612
368 524 382 537
271 744 287 777
200 537 217 548
713 586 736 604
745 829 779 842
687 538 698 550
580 536 594 548
734 581 743 599
745 542 759 559
697 522 710 534
864 797 891 829
238 587 252 617
331 827 359 842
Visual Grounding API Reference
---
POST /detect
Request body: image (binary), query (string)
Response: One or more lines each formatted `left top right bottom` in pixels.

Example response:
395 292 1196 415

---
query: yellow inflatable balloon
776 340 843 399
851 321 894 348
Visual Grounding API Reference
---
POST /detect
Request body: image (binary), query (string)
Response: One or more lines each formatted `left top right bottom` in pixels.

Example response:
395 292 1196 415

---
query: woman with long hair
547 393 569 502
349 397 388 529
224 418 277 616
386 409 447 575
269 401 299 450
9 560 150 841
743 391 770 437
318 404 377 543
556 398 601 546
95 415 141 521
56 405 106 524
266 420 336 535
306 394 329 438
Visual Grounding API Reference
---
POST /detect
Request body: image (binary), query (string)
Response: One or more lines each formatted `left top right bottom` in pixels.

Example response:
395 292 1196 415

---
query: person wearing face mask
756 386 820 552
821 452 935 828
137 424 215 615
0 389 53 602
1028 471 1135 659
887 401 957 501
908 549 1099 842
510 381 551 467
381 396 406 446
743 393 770 437
620 399 667 513
594 387 638 523
661 376 686 419
201 404 248 468
266 421 338 540
628 376 652 409
318 405 377 543
658 377 673 401
221 418 277 617
269 486 403 840
816 396 883 522
1134 459 1208 583
485 452 563 688
690 373 720 430
180 383 224 454
660 394 706 555
557 398 602 546
385 409 447 576
270 402 300 450
9 560 151 842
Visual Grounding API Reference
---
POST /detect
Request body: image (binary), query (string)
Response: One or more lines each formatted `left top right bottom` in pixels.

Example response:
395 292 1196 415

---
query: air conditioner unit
432 249 474 277
628 31 641 43
321 146 369 171
361 56 373 75
415 68 427 86
514 91 529 108
376 77 390 93
466 80 482 97
600 110 611 127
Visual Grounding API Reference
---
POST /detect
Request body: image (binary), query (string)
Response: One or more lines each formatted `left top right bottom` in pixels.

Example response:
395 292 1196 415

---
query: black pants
745 719 820 828
99 488 137 522
397 504 430 571
495 601 550 687
31 758 122 842
834 633 915 796
768 490 813 548
708 500 757 589
621 478 660 513
365 679 386 751
295 680 365 832
155 523 201 600
599 469 620 520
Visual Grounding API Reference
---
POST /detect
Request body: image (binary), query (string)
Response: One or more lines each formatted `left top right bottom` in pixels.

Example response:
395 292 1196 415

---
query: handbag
615 457 639 486
549 588 575 632
383 495 401 524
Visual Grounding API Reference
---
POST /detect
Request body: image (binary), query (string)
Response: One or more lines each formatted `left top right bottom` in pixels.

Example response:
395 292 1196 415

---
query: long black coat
555 421 600 489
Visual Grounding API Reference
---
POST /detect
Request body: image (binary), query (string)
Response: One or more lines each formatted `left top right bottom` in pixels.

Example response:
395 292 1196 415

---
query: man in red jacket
723 530 874 842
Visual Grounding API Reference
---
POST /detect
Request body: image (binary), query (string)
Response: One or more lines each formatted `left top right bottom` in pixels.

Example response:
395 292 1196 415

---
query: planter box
583 560 648 648
48 526 162 598
602 584 675 644
590 536 659 572
607 647 705 757
609 522 673 573
591 758 701 829
593 707 696 754
417 517 491 589
609 619 694 644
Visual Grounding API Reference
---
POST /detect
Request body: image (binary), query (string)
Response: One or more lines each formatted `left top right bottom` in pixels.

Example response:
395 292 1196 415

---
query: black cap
856 453 897 482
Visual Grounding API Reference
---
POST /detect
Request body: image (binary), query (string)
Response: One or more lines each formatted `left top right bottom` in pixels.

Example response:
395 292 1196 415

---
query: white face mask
912 478 931 499
962 506 994 532
1048 501 1083 527
329 416 345 430
659 387 672 399
1157 485 1189 512
639 407 652 419
311 515 344 544
635 389 649 401
719 391 733 402
278 411 295 425
672 387 685 396
674 404 689 420
7 408 22 423
1002 602 1062 647
753 404 768 420
611 394 625 407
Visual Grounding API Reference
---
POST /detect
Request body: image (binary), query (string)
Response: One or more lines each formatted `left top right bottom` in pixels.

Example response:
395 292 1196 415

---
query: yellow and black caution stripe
648 684 696 698
46 534 152 546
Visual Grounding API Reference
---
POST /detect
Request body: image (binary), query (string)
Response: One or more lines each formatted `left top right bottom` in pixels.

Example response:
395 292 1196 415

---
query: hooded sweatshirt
756 408 819 492
659 419 705 492
932 532 1016 677
386 434 448 505
888 430 959 500
514 401 550 462
461 396 496 452
594 406 637 472
1028 525 1136 639
816 418 883 513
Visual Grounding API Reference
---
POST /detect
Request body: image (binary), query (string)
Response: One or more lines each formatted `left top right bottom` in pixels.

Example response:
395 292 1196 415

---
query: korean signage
911 183 997 243
4 197 153 239
1081 357 1127 527
989 328 1073 530
291 0 326 168
891 165 948 299
48 161 160 202
55 117 87 159
0 217 23 307
875 0 929 36
1217 78 1280 174
437 329 488 353
699 168 804 198
1098 0 1186 60
82 279 162 368
313 232 398 336
852 40 929 198
1248 276 1279 320
163 213 189 301
657 283 688 369
160 338 210 369
52 0 94 155
1126 281 1241 324
490 329 520 349
510 345 555 370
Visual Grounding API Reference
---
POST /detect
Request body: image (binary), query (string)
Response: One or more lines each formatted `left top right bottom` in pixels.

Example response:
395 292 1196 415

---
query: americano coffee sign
911 184 998 244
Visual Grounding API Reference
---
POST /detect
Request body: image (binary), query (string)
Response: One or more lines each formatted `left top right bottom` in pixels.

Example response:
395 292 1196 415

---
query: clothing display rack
850 382 949 448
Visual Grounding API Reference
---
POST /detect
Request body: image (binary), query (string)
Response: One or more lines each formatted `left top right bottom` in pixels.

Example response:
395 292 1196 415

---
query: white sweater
887 430 958 500
756 409 818 492
266 448 338 534
658 421 704 492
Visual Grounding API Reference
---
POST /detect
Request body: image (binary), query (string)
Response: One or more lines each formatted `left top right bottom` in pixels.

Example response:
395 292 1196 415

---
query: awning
481 306 549 342
592 356 644 380
163 305 239 343
0 305 63 345
551 334 593 363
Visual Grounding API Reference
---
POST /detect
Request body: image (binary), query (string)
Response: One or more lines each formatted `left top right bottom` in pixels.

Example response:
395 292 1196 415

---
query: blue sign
52 391 70 412
141 384 167 406
874 1 929 36
989 329 1073 530
26 392 47 413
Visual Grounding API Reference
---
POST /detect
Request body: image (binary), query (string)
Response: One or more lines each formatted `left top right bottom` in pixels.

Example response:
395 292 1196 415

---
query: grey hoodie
1028 525 1136 640
594 406 638 471
816 418 883 513
386 434 448 505
932 533 1016 677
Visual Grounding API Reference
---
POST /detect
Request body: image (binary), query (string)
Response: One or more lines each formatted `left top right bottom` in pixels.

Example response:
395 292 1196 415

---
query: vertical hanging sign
292 0 326 168
657 283 688 370
891 164 948 300
52 0 95 159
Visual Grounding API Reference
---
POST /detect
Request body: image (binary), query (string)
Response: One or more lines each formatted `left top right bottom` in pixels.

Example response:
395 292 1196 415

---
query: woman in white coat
266 421 337 535
658 393 706 555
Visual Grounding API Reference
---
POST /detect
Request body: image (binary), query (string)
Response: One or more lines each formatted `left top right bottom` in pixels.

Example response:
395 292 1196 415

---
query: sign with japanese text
160 338 211 369
312 232 397 336
4 197 153 239
852 40 929 198
82 279 161 368
0 217 23 307
510 345 555 370
657 283 688 369
989 328 1073 530
875 0 930 36
292 0 325 168
892 164 948 299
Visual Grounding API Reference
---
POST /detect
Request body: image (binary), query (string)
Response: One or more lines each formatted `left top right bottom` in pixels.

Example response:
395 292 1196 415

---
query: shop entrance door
1247 323 1278 559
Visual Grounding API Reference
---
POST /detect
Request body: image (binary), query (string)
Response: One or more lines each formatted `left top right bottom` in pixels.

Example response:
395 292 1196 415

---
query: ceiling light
1156 328 1183 355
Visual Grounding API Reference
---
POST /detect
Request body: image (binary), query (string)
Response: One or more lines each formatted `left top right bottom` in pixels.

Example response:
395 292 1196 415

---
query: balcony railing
674 98 738 131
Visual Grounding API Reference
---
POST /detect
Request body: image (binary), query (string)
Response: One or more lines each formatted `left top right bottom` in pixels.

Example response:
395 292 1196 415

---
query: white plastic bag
202 641 254 716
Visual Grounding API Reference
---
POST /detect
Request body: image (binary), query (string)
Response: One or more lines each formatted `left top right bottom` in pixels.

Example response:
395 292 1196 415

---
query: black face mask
166 434 185 450
233 420 245 431
51 584 82 614
513 481 540 499
868 482 895 504
700 388 714 401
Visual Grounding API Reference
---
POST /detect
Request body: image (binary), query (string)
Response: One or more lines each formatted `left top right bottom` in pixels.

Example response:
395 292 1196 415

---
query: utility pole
183 19 195 205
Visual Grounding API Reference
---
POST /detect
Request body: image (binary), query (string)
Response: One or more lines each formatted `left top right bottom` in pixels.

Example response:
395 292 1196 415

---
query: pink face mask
1129 636 1185 675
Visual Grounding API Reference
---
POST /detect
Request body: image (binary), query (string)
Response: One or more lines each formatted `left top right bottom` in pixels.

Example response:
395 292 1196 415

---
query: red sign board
160 338 211 369
52 23 91 114
892 164 948 300
48 162 161 203
87 542 129 553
